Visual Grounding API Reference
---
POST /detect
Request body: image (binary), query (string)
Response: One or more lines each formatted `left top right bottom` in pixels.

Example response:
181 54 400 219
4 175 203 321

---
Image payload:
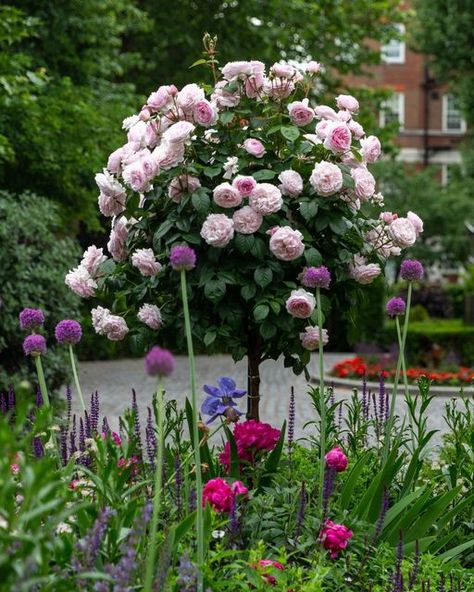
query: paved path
72 353 465 448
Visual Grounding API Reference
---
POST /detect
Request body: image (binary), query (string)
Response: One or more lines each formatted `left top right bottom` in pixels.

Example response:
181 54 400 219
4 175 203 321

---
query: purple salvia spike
229 494 239 538
385 390 389 424
188 488 196 513
408 539 420 590
36 385 43 407
0 393 6 415
294 481 307 540
84 410 91 439
101 416 110 435
59 426 68 465
66 385 72 429
33 436 44 458
373 486 390 543
79 417 85 452
322 467 335 519
131 389 142 449
70 414 77 455
392 530 404 592
8 385 15 412
372 392 379 438
73 507 115 577
174 451 183 517
438 574 446 592
378 373 385 423
338 402 343 431
288 386 295 450
362 373 368 420
146 407 157 470
93 391 100 432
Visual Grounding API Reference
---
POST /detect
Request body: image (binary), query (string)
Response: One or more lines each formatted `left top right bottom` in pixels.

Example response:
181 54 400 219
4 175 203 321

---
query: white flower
56 522 73 535
223 156 239 180
122 115 140 130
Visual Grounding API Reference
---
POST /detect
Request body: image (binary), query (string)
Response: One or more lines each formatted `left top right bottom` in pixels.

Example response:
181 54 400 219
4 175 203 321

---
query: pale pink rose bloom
107 217 130 262
348 255 382 285
211 80 241 108
221 61 253 80
243 138 266 158
232 175 257 196
265 77 295 99
127 120 148 146
348 120 365 139
244 61 265 97
163 121 195 144
213 183 243 208
365 226 400 258
310 161 343 196
137 304 162 330
65 265 97 298
269 226 305 261
340 152 360 168
102 314 129 341
379 211 398 224
232 206 263 234
153 141 185 170
139 107 151 121
271 62 295 78
306 61 321 73
194 100 217 127
337 109 352 122
300 326 329 350
407 211 423 236
288 99 315 126
168 174 201 202
139 148 159 179
200 214 234 247
107 147 124 174
315 120 331 139
360 135 382 163
324 123 352 153
120 141 141 165
351 167 376 200
147 85 174 110
122 159 152 193
315 105 339 121
95 169 126 199
303 133 322 145
122 114 140 131
91 306 112 335
285 289 316 319
249 183 283 215
98 192 126 217
336 94 360 112
278 170 303 197
81 246 107 276
177 83 205 112
388 217 417 248
131 248 161 277
144 120 160 149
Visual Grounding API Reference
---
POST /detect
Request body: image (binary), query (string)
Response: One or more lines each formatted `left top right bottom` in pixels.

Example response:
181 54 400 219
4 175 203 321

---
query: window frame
379 92 405 129
442 94 466 133
381 24 406 65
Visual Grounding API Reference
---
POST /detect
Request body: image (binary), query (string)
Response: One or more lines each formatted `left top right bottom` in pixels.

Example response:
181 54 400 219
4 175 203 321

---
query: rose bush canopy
66 56 422 410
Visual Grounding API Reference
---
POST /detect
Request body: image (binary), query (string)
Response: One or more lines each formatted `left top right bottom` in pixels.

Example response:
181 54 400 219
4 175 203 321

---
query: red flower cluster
331 356 474 386
219 419 281 469
202 477 248 512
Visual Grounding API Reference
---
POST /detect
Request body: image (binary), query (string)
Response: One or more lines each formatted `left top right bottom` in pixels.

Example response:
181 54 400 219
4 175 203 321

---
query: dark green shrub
0 191 81 391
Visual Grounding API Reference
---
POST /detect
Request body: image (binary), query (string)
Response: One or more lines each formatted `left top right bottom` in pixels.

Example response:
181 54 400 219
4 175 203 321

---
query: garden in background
0 1 473 591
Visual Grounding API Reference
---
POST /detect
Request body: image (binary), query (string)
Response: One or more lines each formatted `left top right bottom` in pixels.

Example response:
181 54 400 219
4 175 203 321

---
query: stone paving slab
72 353 461 448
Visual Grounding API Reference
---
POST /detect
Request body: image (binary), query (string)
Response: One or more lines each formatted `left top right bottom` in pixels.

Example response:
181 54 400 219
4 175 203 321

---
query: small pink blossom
221 61 253 80
300 326 329 350
107 217 131 262
137 304 162 330
336 94 359 112
193 99 217 127
91 306 129 341
212 80 241 108
315 105 339 121
380 211 398 224
232 175 257 196
407 211 423 236
288 99 315 126
233 206 263 234
348 255 381 285
153 141 185 170
324 123 352 153
176 83 205 112
360 135 382 163
278 170 303 197
243 138 266 158
107 147 124 174
202 478 248 513
255 560 285 586
348 120 365 139
163 121 195 144
131 248 161 277
388 217 417 248
325 447 348 472
310 161 343 196
65 266 97 298
315 120 331 139
321 521 353 559
269 226 305 261
351 167 376 200
286 289 316 319
200 214 234 247
81 246 107 276
306 61 321 73
271 62 295 78
168 174 201 202
249 183 283 215
147 85 174 111
213 183 243 208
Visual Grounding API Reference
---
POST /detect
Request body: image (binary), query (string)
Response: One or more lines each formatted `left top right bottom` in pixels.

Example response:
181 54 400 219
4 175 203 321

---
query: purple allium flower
386 297 406 317
299 265 331 289
144 346 175 377
400 259 424 281
19 308 44 331
55 319 82 345
23 334 47 357
169 245 197 271
201 376 246 423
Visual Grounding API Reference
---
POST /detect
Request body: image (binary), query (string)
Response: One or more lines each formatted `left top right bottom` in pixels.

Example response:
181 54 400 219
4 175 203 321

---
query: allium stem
34 355 50 409
143 382 164 592
69 344 86 414
382 282 412 465
316 287 327 508
180 269 204 592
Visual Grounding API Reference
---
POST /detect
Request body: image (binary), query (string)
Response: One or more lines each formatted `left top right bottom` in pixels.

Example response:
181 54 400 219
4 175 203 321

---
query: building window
442 94 466 133
381 24 406 64
380 93 405 128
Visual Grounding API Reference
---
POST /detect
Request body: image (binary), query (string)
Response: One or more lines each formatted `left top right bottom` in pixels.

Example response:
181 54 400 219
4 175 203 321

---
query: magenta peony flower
286 289 316 319
145 346 175 377
202 477 248 513
219 419 281 469
321 521 353 559
254 559 285 585
325 447 348 472
19 308 44 331
400 259 424 281
23 334 47 357
170 245 197 271
299 266 331 289
55 320 82 345
386 297 406 317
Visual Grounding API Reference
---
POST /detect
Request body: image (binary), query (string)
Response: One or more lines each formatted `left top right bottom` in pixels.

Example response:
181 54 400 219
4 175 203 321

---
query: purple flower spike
23 334 47 357
201 376 246 423
145 346 175 377
299 266 331 289
386 297 406 317
400 259 424 281
170 245 197 271
19 308 44 331
55 319 82 345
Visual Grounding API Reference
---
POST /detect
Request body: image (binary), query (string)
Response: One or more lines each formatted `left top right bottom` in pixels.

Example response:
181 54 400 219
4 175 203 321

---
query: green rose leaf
304 247 323 267
192 190 211 215
280 126 300 142
259 320 277 339
204 279 226 302
253 169 277 181
254 267 273 288
219 111 234 125
253 303 270 322
241 284 257 301
299 201 319 221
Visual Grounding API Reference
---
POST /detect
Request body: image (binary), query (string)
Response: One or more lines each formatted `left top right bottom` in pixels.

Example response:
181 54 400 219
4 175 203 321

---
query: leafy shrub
0 191 81 390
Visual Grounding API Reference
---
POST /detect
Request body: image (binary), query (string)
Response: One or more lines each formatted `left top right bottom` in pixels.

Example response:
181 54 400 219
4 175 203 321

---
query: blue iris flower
201 376 246 423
